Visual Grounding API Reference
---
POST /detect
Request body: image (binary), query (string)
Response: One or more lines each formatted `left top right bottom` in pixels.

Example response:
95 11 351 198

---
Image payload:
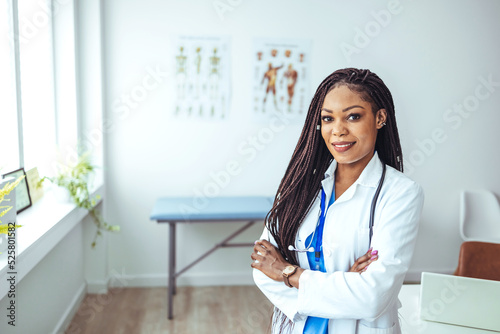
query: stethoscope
288 163 386 253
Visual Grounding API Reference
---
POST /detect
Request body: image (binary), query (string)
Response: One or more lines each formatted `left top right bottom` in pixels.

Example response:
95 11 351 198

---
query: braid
266 68 403 333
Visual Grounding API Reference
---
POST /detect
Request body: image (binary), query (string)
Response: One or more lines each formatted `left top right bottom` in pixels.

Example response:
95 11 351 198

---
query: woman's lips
331 141 355 153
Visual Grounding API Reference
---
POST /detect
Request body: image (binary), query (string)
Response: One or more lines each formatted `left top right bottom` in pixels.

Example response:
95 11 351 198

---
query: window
0 0 19 173
17 0 57 174
0 0 77 178
0 0 103 283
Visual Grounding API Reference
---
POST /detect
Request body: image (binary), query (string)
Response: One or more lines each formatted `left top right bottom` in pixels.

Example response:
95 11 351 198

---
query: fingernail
370 255 378 261
371 250 378 255
368 247 373 253
254 240 258 245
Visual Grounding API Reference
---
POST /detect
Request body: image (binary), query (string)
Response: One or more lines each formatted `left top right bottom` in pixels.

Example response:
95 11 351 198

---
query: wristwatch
282 265 298 288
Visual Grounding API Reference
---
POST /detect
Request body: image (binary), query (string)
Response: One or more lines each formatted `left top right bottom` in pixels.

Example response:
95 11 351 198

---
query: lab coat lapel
355 152 384 188
325 152 384 205
320 159 336 204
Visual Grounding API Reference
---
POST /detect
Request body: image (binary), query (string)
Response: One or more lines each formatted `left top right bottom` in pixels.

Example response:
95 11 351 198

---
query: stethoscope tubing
289 163 387 252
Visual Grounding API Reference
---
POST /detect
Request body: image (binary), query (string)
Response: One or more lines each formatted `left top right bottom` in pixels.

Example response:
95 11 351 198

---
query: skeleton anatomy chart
252 38 311 120
172 36 230 119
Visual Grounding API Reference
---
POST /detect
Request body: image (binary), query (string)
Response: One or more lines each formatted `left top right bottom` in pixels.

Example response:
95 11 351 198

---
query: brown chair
454 241 500 281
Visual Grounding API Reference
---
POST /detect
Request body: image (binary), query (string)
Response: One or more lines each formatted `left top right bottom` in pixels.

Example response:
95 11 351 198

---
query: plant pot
52 185 72 203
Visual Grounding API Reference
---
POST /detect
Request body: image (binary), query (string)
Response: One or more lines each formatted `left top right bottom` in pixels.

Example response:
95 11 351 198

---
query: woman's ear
376 109 387 129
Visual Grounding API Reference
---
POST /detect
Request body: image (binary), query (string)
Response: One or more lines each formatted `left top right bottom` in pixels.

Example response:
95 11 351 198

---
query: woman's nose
330 121 348 137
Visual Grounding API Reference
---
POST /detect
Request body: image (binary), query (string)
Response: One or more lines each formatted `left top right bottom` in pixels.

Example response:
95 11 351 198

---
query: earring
316 125 320 130
382 122 386 126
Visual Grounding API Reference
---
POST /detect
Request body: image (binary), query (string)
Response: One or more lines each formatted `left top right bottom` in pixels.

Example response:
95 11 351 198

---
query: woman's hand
251 240 378 281
251 239 290 281
349 248 378 273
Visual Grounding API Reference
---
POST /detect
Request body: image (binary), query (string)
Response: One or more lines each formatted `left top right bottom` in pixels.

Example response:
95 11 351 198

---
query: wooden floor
65 286 273 334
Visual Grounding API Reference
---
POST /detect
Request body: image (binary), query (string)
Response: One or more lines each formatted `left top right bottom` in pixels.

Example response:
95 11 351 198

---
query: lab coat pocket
356 227 371 258
357 322 395 334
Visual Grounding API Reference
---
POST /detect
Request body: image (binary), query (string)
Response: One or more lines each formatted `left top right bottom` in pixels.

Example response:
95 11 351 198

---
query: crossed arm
251 239 378 288
251 182 423 321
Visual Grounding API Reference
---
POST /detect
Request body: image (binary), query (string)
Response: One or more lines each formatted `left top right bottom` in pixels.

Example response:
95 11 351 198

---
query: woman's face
320 85 386 170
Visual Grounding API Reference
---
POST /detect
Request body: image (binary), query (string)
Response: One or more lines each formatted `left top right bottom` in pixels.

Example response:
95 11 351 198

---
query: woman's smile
331 141 356 152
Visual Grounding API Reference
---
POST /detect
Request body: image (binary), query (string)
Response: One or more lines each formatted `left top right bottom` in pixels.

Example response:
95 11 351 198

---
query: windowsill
0 183 104 300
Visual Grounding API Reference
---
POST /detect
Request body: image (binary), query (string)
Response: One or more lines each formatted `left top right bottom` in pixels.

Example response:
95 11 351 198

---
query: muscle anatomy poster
252 38 311 121
172 35 231 120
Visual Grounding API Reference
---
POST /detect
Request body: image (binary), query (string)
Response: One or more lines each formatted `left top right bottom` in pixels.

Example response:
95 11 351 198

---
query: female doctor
251 68 424 334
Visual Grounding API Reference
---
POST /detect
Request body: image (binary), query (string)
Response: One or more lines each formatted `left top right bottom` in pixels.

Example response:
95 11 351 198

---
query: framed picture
26 167 44 203
2 168 32 213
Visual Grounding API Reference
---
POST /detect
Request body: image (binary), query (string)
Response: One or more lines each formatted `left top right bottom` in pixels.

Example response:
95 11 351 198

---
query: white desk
398 284 500 333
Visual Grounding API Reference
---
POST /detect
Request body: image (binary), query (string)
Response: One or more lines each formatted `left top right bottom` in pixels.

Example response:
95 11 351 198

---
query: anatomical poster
252 38 311 121
172 35 231 120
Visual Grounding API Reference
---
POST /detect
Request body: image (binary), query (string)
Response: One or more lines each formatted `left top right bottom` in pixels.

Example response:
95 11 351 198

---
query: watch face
283 266 295 275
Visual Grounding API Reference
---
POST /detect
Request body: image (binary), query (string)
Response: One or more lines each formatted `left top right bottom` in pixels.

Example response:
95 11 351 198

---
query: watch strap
283 266 297 288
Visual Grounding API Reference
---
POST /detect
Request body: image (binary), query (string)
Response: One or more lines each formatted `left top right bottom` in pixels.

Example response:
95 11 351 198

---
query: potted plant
39 153 119 248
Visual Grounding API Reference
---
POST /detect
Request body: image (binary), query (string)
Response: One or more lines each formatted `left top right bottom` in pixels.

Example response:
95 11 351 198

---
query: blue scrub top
303 187 334 333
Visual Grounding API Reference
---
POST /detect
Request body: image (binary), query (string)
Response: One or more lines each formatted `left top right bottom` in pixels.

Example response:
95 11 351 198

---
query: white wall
102 0 500 285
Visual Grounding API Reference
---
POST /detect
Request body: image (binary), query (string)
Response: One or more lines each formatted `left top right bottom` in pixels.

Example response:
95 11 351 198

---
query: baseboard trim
108 271 255 288
86 279 109 294
52 282 87 334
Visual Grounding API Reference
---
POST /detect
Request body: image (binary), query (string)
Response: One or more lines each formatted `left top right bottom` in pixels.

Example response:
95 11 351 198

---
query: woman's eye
347 114 361 121
321 116 333 122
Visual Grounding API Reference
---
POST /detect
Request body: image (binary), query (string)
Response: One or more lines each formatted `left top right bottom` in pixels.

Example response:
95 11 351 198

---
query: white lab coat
253 152 424 334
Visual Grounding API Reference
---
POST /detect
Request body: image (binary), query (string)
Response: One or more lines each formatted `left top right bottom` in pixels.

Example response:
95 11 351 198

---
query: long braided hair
265 68 403 333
